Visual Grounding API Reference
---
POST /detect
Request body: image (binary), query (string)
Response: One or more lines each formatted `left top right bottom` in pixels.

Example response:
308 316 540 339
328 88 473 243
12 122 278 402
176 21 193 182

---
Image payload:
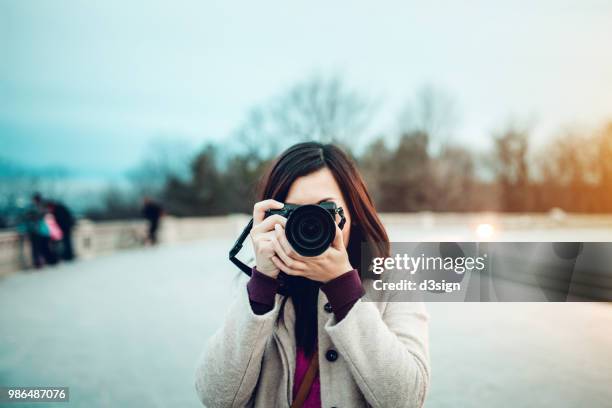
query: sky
2 0 612 180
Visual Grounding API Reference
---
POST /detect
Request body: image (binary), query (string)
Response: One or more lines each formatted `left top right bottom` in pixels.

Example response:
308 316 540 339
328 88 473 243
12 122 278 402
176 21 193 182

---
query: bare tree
490 124 530 211
398 85 459 154
363 131 432 211
358 136 392 205
127 138 193 197
429 145 476 211
232 108 284 160
595 123 612 210
536 124 612 212
232 75 375 155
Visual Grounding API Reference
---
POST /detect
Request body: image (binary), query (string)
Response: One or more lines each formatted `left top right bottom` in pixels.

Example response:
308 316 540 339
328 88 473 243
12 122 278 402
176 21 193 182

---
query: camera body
266 202 345 257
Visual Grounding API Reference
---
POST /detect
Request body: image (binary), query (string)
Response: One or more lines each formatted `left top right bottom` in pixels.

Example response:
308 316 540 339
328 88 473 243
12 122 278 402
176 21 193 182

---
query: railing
2 212 612 276
0 215 250 275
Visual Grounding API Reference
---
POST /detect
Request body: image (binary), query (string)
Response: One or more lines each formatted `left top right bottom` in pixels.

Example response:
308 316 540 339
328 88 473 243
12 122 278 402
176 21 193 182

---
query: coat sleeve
324 298 430 408
194 281 282 408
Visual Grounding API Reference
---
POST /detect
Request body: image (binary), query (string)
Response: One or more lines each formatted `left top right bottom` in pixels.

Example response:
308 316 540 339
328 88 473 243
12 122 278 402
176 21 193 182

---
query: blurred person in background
46 200 76 261
141 197 164 245
17 193 58 269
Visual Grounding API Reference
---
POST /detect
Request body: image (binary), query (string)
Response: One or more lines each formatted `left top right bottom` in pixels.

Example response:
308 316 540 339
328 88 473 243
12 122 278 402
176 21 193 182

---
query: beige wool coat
194 276 430 408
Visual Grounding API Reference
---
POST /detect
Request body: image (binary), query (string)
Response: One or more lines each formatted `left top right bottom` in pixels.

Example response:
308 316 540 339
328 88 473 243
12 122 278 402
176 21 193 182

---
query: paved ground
0 239 611 407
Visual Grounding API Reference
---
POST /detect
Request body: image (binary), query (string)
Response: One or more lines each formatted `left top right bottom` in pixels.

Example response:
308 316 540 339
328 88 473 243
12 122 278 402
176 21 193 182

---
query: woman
195 142 430 407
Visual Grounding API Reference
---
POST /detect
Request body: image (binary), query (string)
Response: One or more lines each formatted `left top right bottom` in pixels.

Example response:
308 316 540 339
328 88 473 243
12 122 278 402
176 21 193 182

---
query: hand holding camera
249 199 353 282
250 199 286 278
271 221 353 283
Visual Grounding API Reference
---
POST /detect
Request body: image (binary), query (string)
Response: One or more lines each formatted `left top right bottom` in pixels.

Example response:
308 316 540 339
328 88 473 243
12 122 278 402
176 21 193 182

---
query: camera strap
229 218 254 276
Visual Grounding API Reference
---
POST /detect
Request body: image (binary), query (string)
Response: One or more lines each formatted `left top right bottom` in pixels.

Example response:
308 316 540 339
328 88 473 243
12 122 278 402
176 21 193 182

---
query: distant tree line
85 75 612 219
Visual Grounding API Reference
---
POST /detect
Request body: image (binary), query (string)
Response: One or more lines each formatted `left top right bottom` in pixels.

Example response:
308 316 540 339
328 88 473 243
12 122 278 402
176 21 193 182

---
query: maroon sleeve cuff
247 267 279 315
320 269 365 321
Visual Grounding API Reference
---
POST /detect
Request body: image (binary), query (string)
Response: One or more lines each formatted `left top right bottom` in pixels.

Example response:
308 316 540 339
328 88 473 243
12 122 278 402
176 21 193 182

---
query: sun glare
475 223 495 240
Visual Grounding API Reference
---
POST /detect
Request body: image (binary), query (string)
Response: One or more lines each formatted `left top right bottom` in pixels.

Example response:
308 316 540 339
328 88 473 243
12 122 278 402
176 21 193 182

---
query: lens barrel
285 204 336 256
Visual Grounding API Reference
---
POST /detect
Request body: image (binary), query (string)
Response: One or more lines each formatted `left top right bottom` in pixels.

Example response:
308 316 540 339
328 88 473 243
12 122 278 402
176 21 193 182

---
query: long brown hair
257 142 389 355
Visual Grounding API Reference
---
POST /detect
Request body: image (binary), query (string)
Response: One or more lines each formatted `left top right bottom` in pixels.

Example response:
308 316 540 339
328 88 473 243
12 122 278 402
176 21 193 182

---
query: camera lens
285 205 335 256
299 216 323 242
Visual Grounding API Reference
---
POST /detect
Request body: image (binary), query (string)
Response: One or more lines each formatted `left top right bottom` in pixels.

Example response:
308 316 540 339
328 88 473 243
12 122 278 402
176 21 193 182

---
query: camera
229 201 346 276
266 202 346 257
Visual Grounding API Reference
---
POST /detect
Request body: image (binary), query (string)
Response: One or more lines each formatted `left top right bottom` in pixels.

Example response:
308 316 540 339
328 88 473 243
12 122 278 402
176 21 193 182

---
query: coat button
324 302 333 313
325 349 338 362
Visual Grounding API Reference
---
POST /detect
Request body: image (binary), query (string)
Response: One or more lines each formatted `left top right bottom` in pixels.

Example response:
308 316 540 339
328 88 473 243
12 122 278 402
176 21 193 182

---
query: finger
254 230 275 242
275 223 300 258
253 200 284 224
252 214 287 234
271 230 307 271
271 255 304 276
331 223 345 250
258 240 276 258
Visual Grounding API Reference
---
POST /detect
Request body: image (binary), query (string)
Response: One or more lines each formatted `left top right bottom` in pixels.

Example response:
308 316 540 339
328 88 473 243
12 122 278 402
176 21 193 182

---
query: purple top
246 267 365 408
293 347 321 408
246 267 365 320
